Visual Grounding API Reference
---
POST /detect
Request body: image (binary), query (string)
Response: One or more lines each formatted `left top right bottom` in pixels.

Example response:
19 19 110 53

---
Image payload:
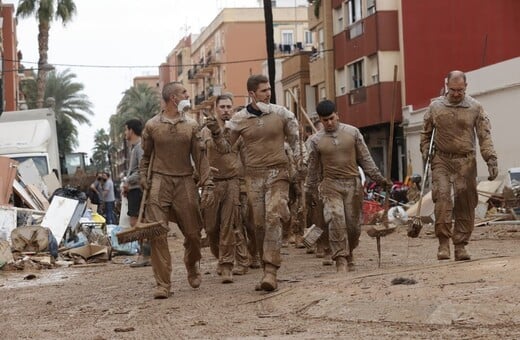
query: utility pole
263 0 276 103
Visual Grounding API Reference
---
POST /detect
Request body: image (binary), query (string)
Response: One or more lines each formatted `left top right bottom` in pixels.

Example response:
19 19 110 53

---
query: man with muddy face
201 94 251 283
140 81 214 299
306 100 390 273
420 70 498 261
206 74 303 292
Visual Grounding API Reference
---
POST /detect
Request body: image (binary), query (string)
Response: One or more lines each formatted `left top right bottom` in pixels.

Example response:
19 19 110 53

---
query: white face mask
255 101 270 113
177 99 191 113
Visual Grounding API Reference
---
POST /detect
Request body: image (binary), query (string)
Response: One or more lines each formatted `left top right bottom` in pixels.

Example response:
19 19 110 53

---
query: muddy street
1 223 520 339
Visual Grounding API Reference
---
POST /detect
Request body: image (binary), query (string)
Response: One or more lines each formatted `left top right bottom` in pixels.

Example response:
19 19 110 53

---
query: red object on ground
362 200 384 224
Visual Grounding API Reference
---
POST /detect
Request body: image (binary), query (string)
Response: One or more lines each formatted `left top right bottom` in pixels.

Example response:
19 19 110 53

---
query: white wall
403 57 520 181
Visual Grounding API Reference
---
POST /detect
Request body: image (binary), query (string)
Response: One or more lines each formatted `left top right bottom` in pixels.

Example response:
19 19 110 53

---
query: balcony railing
348 87 366 105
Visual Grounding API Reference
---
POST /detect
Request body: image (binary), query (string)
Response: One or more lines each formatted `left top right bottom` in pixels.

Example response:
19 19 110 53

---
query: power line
2 49 334 70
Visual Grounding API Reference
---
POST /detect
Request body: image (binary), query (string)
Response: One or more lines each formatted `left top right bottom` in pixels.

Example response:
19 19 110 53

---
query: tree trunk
263 0 276 104
36 21 51 108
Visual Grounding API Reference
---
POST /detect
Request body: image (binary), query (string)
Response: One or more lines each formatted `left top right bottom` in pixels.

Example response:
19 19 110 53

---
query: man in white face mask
140 81 214 299
206 74 303 292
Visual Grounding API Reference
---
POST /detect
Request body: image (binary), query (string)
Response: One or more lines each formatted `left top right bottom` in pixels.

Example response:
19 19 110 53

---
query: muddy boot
322 254 333 266
187 262 202 288
306 246 316 254
315 245 325 258
437 237 451 260
220 264 233 284
153 286 170 299
454 244 471 261
249 255 261 269
282 237 289 248
335 256 348 273
216 263 222 276
260 264 278 291
294 234 305 249
346 254 355 271
232 265 249 275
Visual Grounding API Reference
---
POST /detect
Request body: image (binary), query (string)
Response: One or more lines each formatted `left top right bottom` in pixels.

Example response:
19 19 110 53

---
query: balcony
188 68 198 84
348 87 366 105
309 55 325 86
307 2 321 30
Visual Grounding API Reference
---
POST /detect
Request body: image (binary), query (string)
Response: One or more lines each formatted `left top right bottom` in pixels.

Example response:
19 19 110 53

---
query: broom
365 65 399 268
366 65 399 240
407 128 436 238
116 151 169 244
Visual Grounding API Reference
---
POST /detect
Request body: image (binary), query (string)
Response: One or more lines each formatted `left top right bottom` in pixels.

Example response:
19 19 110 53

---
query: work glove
205 116 221 135
487 158 498 181
200 186 215 209
378 178 393 190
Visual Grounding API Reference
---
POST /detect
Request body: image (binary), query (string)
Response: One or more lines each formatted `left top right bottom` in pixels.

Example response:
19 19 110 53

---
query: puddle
0 268 78 289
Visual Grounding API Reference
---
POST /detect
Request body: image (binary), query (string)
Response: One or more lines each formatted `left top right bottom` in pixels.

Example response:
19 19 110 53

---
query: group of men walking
128 70 497 300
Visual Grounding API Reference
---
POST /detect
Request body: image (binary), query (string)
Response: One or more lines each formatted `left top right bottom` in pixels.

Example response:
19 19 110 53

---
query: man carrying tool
206 74 302 291
201 94 249 283
140 82 214 299
122 119 151 267
306 100 391 273
420 70 498 261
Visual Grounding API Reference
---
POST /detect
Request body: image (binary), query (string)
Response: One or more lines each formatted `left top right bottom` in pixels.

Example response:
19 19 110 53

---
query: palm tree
20 68 93 154
92 128 112 171
109 83 160 140
16 0 77 108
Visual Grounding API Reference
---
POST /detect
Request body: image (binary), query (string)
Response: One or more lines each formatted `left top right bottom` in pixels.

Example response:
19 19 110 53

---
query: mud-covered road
1 223 520 339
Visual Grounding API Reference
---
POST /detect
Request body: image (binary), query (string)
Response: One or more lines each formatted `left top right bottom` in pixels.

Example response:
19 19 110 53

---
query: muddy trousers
238 192 257 259
431 155 478 245
202 178 239 266
246 167 290 268
319 178 363 260
307 191 330 252
145 173 203 290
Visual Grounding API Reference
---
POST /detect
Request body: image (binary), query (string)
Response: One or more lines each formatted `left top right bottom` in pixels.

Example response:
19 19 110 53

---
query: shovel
407 128 436 238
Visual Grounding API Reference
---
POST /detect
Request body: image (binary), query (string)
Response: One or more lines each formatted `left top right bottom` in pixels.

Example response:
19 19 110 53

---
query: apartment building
314 0 520 181
160 5 310 121
1 3 21 112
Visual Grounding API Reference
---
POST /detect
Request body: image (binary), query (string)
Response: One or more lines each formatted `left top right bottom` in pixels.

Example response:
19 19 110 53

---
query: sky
5 0 259 156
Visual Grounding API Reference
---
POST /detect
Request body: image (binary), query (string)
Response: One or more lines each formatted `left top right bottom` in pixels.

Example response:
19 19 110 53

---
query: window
335 68 346 95
318 28 325 57
282 30 294 53
347 0 362 25
367 0 376 15
348 60 364 90
347 0 363 38
333 7 344 35
304 30 313 45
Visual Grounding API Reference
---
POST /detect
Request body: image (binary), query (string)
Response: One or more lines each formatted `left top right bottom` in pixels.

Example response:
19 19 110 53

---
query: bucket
303 224 323 249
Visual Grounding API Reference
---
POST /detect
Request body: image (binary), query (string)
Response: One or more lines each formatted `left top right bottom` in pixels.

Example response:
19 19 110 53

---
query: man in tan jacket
140 82 213 299
420 70 498 261
206 75 302 291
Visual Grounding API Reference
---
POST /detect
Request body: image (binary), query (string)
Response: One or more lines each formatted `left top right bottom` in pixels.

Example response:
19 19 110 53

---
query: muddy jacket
420 95 497 162
140 111 212 187
201 126 242 179
306 123 385 189
222 103 301 169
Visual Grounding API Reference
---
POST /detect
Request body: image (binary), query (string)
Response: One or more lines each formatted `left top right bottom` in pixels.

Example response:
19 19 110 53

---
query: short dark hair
125 119 143 136
162 81 183 102
316 100 336 117
216 94 233 104
247 74 269 92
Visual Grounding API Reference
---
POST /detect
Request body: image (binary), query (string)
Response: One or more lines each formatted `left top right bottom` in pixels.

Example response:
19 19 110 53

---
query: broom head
407 216 423 238
116 221 169 244
366 223 397 238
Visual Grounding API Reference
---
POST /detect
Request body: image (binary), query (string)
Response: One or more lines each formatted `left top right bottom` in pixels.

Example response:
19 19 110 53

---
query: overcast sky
5 0 258 155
